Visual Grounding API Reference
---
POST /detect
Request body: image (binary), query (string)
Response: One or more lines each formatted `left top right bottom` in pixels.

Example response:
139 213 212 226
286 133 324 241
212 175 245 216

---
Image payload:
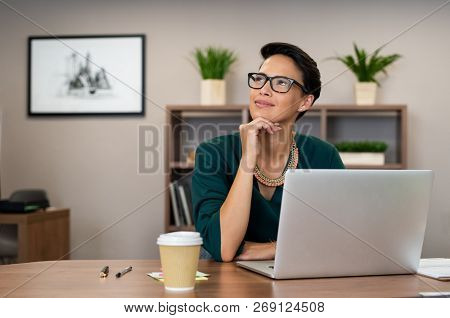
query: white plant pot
355 82 377 105
339 152 385 166
201 79 226 105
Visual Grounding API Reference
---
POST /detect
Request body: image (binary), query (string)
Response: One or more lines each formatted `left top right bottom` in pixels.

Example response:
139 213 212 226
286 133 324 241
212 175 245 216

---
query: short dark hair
260 42 321 121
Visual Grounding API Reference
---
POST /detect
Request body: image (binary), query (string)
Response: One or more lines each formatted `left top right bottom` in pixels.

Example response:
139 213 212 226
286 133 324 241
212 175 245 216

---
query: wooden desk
1 260 449 297
0 208 70 263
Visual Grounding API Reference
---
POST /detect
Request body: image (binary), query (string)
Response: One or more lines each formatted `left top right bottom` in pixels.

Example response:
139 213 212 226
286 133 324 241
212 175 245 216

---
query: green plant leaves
334 140 388 153
330 44 401 85
353 43 368 82
193 47 237 79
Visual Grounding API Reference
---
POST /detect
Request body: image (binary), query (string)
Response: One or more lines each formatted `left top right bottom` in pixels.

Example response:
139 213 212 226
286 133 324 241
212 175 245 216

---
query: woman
192 42 345 262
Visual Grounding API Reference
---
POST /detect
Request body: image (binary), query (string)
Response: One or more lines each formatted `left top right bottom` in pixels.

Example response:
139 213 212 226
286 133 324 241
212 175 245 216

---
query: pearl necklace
253 131 299 187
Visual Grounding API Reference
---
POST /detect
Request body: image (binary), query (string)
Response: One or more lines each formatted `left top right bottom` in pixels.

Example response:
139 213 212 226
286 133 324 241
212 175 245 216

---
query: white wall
0 0 449 259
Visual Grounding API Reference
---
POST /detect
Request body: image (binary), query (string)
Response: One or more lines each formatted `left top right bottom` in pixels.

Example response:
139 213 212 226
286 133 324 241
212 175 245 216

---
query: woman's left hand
234 241 276 261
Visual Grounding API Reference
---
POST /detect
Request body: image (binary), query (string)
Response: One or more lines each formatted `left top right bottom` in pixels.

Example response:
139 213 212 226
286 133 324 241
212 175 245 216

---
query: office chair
0 224 18 264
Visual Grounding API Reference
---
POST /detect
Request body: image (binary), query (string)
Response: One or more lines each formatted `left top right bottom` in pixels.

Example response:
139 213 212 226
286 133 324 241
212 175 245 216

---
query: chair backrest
0 224 18 257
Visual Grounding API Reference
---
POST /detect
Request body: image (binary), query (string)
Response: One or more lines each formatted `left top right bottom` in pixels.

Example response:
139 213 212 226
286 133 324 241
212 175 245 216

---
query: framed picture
28 34 145 116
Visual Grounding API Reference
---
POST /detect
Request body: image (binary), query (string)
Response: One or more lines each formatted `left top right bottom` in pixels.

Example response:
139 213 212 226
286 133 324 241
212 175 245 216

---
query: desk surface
1 260 449 298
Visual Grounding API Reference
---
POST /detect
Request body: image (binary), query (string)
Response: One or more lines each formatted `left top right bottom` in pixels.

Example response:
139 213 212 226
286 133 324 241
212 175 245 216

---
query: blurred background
0 0 449 261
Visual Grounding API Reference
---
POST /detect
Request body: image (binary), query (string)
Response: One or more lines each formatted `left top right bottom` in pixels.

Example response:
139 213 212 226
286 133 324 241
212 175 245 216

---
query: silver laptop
236 169 433 279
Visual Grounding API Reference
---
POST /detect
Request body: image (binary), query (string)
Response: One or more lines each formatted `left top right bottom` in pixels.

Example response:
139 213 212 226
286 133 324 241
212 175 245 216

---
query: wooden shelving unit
165 104 407 232
165 105 249 233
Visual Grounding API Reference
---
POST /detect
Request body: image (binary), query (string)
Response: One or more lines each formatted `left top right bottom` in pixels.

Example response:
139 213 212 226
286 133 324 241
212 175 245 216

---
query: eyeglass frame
248 72 308 94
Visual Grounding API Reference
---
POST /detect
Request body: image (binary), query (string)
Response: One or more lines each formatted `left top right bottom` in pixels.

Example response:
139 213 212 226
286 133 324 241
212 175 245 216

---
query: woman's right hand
239 117 282 170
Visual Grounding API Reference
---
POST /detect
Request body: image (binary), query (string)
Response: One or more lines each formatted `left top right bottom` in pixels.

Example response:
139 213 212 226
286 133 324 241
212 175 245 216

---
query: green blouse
192 131 345 262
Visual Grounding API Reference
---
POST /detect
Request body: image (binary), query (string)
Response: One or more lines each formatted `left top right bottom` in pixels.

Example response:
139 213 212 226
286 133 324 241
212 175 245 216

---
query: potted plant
331 44 401 105
193 46 237 105
334 140 388 166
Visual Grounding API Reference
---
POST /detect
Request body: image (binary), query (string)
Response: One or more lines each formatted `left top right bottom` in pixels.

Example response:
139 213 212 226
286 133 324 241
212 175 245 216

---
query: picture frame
28 34 145 116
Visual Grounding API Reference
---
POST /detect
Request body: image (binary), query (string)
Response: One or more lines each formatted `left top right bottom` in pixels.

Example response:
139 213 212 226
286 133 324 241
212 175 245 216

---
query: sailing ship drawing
30 35 144 114
66 52 112 96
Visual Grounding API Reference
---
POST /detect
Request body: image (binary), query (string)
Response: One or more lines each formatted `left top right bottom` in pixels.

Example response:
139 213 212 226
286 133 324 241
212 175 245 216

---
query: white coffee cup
157 231 203 291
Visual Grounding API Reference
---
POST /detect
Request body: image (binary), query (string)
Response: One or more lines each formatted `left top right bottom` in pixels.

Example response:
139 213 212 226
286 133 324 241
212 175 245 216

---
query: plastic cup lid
157 231 203 246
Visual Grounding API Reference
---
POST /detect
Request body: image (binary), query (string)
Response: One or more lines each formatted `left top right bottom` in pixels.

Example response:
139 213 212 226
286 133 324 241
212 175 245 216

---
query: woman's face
249 54 311 124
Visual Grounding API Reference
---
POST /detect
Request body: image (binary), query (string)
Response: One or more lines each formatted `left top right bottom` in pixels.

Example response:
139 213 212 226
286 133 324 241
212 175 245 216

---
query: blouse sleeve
329 147 346 169
191 141 234 262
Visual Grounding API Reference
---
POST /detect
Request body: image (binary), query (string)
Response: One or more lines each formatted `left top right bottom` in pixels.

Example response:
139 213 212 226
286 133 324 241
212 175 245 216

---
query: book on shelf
168 181 181 227
178 184 192 226
169 172 194 227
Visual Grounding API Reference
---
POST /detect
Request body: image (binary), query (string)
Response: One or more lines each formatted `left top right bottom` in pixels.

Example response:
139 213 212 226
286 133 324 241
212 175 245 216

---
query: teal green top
192 131 345 262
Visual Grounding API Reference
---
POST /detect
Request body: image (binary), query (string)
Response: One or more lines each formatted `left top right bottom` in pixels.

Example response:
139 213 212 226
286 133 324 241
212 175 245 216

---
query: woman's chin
250 108 275 119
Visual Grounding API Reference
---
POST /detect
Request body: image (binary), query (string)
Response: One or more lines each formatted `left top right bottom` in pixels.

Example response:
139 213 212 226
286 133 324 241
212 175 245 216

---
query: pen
116 266 132 278
99 266 109 278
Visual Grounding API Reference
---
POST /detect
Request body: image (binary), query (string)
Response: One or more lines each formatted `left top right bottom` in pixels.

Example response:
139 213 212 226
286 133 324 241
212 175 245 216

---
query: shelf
170 161 403 170
315 104 406 111
170 161 194 169
168 225 195 232
180 111 243 118
345 163 403 169
326 111 400 117
302 111 321 117
167 104 406 112
166 104 247 111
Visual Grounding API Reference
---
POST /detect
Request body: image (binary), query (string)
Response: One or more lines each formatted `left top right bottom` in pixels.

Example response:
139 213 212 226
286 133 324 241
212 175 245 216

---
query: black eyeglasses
248 72 308 94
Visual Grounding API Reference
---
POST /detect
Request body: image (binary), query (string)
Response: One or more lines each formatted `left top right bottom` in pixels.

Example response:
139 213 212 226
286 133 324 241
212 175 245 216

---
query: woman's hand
233 241 276 261
239 117 282 170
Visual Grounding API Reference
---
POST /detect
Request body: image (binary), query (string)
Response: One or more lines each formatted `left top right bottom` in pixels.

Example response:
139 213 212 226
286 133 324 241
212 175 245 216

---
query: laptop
236 169 434 279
